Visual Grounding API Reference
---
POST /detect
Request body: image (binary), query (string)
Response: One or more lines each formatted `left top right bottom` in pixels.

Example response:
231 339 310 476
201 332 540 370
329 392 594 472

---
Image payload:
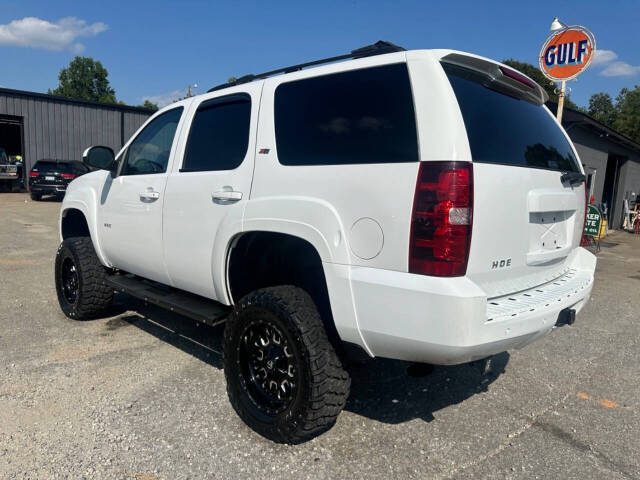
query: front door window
121 107 183 175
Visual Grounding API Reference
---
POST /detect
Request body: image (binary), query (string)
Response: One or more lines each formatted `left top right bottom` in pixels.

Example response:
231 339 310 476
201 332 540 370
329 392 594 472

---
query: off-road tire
30 193 41 201
223 286 350 444
55 236 113 320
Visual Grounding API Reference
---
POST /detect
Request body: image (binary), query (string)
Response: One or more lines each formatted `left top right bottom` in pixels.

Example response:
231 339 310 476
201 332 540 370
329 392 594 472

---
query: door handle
212 190 243 203
139 190 160 201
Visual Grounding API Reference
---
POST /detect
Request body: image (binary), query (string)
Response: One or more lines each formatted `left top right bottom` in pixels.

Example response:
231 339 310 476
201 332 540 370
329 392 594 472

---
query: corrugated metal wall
0 89 151 175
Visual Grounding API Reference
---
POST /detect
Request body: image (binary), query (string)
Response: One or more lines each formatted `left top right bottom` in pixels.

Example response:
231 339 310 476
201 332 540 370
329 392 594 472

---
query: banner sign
584 204 602 237
539 26 596 81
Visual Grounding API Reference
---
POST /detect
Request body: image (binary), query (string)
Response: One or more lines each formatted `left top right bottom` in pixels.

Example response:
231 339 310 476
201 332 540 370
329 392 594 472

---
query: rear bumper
30 184 67 194
347 247 596 365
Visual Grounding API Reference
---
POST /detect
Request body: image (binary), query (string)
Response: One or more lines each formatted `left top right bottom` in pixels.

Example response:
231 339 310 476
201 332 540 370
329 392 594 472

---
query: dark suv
28 160 90 201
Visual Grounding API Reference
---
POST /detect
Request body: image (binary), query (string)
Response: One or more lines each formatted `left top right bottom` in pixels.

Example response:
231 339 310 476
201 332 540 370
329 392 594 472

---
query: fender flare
215 197 370 353
59 186 110 267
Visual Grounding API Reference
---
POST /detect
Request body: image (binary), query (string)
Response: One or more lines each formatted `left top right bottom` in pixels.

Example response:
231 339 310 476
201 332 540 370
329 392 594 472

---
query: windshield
444 65 580 173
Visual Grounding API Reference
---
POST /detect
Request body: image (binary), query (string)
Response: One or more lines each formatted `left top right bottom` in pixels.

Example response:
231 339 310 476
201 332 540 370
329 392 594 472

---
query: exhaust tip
556 308 576 327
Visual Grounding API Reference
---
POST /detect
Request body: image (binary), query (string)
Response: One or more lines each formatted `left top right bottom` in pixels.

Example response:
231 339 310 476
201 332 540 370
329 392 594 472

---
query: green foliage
139 99 159 111
50 57 116 103
584 86 640 143
502 59 579 109
587 93 616 126
613 86 640 143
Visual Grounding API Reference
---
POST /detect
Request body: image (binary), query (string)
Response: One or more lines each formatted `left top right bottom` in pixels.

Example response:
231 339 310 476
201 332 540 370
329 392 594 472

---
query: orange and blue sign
539 26 596 81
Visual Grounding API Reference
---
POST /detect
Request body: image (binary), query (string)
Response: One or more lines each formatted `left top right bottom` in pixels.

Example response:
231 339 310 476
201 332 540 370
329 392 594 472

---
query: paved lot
1 192 639 480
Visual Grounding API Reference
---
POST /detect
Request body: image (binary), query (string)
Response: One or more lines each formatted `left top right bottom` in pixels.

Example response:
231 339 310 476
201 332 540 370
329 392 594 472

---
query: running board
104 274 231 327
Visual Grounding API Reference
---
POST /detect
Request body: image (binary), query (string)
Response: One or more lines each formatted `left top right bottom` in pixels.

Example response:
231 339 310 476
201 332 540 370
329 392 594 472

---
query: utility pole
186 83 198 98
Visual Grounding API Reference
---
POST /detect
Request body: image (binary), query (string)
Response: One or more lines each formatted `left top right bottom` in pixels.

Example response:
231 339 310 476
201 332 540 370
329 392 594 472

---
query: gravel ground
1 192 639 480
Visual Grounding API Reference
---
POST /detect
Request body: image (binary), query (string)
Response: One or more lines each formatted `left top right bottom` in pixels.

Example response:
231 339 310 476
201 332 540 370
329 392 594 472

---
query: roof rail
207 40 406 92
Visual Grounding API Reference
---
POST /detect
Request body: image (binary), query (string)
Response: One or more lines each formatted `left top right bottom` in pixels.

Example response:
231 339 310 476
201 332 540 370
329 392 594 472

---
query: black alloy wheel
238 319 300 416
223 286 351 444
60 257 79 305
55 236 113 320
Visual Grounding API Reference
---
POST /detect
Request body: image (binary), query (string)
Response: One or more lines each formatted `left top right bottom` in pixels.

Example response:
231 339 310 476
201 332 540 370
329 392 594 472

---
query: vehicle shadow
344 353 508 424
110 295 509 425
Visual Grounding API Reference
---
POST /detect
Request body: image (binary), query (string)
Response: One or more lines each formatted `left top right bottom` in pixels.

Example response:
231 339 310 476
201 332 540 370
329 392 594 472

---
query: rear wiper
560 171 586 186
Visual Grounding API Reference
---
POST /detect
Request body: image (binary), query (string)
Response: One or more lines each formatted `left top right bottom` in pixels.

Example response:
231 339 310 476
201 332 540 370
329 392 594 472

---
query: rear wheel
55 237 113 320
223 286 350 444
30 192 41 201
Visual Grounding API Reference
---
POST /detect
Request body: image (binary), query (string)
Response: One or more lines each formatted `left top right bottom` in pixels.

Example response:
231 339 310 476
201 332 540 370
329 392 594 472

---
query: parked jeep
29 159 91 201
55 41 596 443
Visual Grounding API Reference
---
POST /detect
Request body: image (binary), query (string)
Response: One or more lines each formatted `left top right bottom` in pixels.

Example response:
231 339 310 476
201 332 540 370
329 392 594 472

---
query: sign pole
556 80 566 122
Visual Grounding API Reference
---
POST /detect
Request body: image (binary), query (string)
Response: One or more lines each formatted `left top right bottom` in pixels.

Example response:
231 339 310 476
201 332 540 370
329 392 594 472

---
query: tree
502 59 579 110
587 92 616 126
613 86 640 143
584 87 640 143
138 99 159 111
50 57 116 103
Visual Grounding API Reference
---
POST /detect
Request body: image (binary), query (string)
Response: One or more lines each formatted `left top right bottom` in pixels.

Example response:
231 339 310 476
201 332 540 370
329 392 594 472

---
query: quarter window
182 95 251 172
121 107 183 175
274 63 419 166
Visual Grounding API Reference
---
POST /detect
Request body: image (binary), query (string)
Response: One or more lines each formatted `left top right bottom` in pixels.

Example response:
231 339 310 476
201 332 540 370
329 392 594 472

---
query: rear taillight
409 161 473 277
580 180 590 246
29 171 38 177
61 173 76 179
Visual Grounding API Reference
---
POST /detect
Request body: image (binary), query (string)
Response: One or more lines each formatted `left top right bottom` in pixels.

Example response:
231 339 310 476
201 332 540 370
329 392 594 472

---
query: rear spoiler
440 53 548 106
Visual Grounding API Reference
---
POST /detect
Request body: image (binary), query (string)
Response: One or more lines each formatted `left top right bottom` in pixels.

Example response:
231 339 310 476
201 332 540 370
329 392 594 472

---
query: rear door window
444 65 579 172
274 63 419 166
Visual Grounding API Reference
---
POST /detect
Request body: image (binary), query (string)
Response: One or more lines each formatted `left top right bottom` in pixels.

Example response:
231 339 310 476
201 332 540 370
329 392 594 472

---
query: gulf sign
539 26 596 81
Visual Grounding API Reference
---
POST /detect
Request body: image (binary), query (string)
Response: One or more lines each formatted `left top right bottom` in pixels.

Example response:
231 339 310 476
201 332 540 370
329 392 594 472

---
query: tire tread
55 236 113 320
223 285 350 444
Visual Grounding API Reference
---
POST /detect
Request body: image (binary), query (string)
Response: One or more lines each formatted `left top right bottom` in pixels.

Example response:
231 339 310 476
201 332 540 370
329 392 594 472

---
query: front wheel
55 237 113 320
30 192 41 201
223 286 350 444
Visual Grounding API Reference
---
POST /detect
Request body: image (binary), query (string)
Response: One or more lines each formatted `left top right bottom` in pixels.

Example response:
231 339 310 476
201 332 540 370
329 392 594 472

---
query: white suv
55 41 596 443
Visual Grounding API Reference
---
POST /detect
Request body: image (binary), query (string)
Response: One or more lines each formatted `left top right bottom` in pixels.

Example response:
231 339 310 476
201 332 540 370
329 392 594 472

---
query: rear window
274 63 419 166
33 161 73 173
444 65 579 172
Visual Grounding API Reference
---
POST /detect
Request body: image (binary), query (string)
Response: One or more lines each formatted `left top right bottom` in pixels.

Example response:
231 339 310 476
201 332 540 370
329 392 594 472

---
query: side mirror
83 146 116 172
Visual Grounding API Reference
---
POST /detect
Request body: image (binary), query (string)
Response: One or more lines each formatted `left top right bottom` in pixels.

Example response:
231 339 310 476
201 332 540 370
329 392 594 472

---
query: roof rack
207 40 406 92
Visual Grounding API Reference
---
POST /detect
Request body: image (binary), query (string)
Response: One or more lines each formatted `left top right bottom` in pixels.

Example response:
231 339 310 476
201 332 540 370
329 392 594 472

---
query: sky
0 0 639 108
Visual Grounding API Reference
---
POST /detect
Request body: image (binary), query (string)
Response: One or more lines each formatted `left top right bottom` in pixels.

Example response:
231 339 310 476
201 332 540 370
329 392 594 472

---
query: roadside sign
539 26 596 81
584 204 602 237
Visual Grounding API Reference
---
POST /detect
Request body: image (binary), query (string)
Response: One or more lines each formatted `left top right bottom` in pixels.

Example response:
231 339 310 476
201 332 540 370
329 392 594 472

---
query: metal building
555 105 640 229
0 87 152 184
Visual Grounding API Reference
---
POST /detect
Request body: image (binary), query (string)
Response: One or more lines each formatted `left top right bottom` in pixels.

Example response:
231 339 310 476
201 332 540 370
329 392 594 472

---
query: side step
104 274 231 327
